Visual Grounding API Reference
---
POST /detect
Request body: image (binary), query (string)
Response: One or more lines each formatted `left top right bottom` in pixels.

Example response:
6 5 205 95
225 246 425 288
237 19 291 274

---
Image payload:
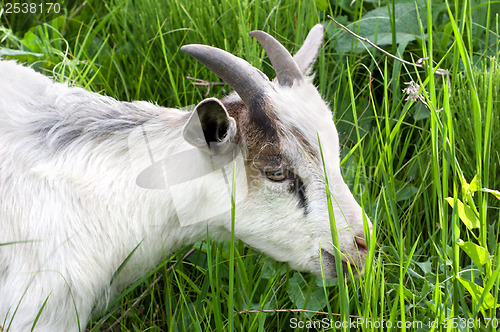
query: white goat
0 25 371 331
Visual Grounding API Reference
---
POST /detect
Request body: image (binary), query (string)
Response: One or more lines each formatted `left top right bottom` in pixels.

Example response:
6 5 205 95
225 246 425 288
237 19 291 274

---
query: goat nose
355 233 367 251
353 226 368 251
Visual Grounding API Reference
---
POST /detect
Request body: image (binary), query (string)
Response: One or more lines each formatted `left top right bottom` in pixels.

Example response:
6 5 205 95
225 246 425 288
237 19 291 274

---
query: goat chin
0 24 372 331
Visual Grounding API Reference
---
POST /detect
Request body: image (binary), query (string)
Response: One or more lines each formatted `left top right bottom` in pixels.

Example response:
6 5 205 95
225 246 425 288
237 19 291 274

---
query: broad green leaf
414 259 432 275
287 273 327 316
332 1 448 53
21 31 44 54
481 188 500 200
334 2 424 53
461 174 480 195
469 175 480 192
315 0 328 11
457 241 490 268
444 198 480 229
457 277 498 311
396 185 418 202
412 102 430 121
261 256 286 279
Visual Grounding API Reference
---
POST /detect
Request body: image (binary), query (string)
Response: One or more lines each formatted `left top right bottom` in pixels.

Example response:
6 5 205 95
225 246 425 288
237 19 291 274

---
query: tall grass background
1 0 499 330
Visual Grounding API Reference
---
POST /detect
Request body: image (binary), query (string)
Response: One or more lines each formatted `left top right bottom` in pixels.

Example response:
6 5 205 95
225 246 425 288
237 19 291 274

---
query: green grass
1 0 500 330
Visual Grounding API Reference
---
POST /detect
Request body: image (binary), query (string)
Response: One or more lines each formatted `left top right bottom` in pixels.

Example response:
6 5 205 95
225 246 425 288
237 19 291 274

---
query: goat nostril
354 234 367 251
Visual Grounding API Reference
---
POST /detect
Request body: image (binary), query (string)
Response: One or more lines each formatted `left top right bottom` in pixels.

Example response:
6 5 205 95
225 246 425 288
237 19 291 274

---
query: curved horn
180 44 271 108
249 30 303 87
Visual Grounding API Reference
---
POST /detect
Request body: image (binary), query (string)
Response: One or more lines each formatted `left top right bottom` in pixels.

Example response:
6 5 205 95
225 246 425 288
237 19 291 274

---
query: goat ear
183 98 237 153
293 24 324 75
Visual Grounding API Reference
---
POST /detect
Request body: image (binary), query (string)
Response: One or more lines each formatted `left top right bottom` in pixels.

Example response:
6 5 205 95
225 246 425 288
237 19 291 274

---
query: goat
0 24 372 331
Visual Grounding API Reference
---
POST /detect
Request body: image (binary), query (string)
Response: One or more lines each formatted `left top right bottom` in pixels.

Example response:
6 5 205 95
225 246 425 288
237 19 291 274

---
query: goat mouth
320 249 357 280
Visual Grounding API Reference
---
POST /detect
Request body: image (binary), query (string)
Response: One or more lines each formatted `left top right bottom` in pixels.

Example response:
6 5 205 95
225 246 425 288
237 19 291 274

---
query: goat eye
264 169 288 182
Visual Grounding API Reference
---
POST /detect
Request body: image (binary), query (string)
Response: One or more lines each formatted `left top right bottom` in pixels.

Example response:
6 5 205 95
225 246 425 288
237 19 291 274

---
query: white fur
0 52 371 331
264 82 369 267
